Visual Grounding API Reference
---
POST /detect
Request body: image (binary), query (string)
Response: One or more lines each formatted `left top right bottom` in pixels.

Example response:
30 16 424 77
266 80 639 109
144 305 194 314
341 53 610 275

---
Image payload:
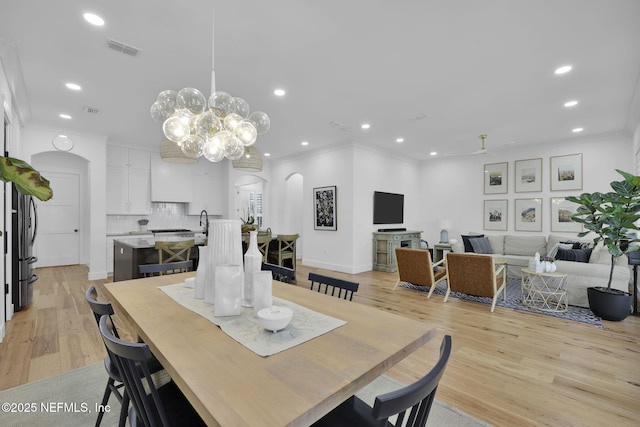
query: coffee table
521 268 568 312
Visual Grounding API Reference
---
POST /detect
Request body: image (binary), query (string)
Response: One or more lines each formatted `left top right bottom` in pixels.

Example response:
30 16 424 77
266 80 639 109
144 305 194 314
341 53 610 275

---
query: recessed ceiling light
83 12 105 26
396 138 404 143
572 127 584 133
361 123 370 130
65 82 82 91
264 153 271 157
564 100 578 107
59 113 72 119
430 152 437 156
273 89 286 97
301 141 309 146
555 65 572 75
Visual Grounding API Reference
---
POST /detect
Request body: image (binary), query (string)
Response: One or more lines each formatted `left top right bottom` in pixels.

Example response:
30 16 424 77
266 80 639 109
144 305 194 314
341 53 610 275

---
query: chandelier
150 88 270 162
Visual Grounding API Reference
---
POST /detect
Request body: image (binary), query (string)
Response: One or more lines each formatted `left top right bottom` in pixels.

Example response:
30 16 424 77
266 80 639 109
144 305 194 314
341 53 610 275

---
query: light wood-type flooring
1 264 639 426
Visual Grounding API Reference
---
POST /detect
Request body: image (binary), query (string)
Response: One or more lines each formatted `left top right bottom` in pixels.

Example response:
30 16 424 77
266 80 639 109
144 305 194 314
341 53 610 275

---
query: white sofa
450 234 630 308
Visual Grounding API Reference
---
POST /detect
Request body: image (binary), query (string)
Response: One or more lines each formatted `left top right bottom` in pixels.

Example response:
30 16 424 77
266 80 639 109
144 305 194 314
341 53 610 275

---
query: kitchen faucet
199 210 209 237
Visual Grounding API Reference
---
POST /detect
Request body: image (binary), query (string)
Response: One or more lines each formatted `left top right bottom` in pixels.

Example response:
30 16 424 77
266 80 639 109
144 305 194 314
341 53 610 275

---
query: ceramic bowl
257 306 293 332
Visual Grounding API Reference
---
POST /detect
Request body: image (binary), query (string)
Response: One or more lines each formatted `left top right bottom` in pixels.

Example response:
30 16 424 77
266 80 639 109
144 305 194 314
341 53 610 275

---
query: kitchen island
113 235 206 281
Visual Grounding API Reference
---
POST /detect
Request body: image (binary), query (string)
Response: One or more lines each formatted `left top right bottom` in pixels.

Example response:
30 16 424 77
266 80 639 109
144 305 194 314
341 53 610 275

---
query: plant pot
587 286 632 321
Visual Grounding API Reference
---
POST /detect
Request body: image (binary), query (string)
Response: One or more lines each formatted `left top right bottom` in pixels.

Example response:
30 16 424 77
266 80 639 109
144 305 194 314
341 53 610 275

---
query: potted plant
138 218 149 232
0 156 53 201
566 169 638 321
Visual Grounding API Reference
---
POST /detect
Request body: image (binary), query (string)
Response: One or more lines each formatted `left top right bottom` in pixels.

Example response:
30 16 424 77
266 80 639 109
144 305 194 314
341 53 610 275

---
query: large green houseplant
565 169 638 321
0 156 53 201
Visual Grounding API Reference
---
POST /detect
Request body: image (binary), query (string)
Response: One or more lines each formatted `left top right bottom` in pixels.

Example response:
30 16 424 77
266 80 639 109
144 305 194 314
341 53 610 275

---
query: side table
521 268 568 313
432 243 452 263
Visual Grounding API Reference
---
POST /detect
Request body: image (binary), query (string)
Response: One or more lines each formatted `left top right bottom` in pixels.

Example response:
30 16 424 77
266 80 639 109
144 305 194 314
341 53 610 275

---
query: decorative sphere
209 91 233 117
150 101 175 124
174 108 196 129
194 110 222 139
181 134 205 158
203 138 225 162
232 97 250 118
235 121 257 146
162 116 189 144
176 87 206 115
156 90 178 109
217 130 241 157
248 111 270 134
226 144 245 160
223 113 244 132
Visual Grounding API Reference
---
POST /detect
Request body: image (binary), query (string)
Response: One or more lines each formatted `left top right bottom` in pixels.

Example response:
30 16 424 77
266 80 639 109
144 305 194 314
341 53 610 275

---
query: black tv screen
373 191 404 224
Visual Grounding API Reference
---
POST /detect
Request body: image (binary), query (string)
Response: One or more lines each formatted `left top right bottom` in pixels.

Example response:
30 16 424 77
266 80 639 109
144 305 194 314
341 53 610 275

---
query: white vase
204 219 244 305
253 270 273 317
195 246 208 299
243 230 262 307
547 262 557 273
214 265 243 317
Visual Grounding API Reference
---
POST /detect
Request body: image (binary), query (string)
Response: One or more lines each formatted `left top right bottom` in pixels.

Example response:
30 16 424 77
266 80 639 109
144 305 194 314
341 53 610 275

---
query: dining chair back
394 248 447 298
257 233 272 262
445 252 507 312
154 239 195 264
308 272 359 301
261 262 295 283
139 260 193 277
85 286 126 427
98 315 206 427
312 335 452 427
268 234 299 270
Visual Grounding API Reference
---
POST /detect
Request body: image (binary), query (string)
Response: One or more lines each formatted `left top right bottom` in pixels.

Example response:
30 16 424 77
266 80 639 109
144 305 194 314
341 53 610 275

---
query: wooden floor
1 264 639 426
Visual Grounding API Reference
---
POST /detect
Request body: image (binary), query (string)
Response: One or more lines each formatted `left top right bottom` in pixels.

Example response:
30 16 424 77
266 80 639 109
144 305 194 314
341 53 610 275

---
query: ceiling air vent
84 106 101 114
106 39 141 57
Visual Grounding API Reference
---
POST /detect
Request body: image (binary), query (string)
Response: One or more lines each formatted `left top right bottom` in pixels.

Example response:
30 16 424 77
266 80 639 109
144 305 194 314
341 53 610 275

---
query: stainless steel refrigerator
12 185 38 311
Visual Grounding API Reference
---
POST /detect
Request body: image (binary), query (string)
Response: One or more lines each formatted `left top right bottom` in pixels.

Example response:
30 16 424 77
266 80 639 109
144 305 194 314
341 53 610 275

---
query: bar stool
155 239 195 264
268 234 299 271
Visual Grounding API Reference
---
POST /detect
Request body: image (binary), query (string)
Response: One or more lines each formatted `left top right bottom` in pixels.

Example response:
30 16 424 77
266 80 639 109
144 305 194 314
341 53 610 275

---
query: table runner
159 283 346 356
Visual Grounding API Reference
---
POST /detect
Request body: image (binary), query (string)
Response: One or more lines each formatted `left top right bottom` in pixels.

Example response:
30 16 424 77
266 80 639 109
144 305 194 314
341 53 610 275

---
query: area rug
0 363 491 426
401 278 604 328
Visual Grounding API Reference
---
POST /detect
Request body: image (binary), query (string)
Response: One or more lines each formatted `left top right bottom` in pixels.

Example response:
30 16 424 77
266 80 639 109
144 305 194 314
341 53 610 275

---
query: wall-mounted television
373 191 404 224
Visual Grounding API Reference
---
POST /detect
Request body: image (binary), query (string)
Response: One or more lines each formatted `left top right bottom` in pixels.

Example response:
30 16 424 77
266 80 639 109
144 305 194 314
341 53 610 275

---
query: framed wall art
313 186 337 230
515 158 542 192
484 162 508 194
514 198 542 232
483 199 508 231
550 153 583 191
550 197 583 233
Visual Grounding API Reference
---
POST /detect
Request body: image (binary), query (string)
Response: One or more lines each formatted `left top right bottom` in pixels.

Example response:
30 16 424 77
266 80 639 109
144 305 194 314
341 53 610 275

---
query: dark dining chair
139 260 193 277
98 315 206 427
261 262 295 283
308 272 359 301
312 335 452 427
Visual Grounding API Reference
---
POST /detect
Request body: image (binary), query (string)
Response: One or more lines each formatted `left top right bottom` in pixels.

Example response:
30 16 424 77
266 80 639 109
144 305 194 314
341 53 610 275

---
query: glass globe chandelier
150 87 270 162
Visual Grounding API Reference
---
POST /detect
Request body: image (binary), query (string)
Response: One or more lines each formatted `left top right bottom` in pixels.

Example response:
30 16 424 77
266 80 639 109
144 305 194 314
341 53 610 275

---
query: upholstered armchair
444 253 506 312
393 248 447 298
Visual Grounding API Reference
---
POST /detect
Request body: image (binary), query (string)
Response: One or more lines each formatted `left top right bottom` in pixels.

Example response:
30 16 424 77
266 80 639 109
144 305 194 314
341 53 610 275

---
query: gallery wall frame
514 198 542 232
515 158 542 192
483 199 508 231
550 153 583 191
484 162 508 194
313 185 337 230
550 197 583 233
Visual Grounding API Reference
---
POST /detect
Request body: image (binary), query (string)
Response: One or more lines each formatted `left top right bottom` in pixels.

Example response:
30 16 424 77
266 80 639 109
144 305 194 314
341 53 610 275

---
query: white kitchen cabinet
188 160 224 215
106 147 152 215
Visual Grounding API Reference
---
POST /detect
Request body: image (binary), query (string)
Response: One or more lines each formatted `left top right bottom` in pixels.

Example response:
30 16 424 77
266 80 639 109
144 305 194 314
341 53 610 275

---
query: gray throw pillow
470 237 493 254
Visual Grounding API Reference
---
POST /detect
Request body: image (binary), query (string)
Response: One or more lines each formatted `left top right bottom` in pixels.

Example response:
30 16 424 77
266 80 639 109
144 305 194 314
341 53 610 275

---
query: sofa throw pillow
470 237 493 254
556 247 592 263
547 242 573 259
461 234 484 252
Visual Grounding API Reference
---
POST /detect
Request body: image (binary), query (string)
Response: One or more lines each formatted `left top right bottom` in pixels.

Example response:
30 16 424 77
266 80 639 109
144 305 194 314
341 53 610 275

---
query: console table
372 230 422 272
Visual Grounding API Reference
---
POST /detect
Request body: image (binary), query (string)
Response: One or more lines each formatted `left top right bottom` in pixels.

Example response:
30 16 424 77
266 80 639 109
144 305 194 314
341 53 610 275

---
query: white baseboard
88 270 108 281
0 323 4 343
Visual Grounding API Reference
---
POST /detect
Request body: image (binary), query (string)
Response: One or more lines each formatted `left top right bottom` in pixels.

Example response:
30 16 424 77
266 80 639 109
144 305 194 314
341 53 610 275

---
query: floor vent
107 39 142 57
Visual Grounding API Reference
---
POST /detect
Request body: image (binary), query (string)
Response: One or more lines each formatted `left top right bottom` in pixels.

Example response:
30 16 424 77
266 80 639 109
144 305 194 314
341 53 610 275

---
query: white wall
419 133 633 245
22 128 108 280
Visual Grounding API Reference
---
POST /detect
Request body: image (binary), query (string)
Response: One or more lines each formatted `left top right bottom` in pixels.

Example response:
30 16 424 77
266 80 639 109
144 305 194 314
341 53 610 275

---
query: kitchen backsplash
107 202 222 234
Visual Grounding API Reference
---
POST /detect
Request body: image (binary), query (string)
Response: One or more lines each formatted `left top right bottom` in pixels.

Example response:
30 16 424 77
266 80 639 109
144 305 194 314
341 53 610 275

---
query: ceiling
1 0 640 161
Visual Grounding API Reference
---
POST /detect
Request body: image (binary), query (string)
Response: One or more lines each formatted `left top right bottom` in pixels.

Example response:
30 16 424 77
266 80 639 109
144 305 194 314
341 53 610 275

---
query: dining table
104 272 436 427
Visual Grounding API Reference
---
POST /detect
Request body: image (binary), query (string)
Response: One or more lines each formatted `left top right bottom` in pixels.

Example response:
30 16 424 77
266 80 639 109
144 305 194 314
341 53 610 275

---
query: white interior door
35 172 80 267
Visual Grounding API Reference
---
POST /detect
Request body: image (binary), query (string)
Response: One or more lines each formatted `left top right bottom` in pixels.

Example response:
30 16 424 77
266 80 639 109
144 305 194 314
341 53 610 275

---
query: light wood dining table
104 272 436 427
